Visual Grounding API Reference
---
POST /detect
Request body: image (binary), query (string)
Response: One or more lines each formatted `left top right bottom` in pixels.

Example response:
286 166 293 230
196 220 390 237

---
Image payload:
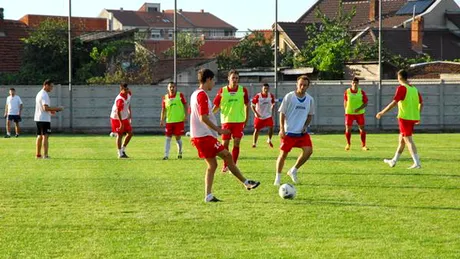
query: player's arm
19 103 23 116
250 103 260 118
43 104 63 112
4 103 7 117
181 93 188 122
160 106 166 126
128 106 132 120
354 91 368 112
279 112 286 138
212 89 222 113
376 101 397 119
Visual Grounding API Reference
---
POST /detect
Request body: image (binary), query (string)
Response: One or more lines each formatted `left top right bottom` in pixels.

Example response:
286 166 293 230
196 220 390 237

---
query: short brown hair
228 69 239 77
397 69 408 80
352 77 359 82
297 75 310 85
198 68 214 84
43 79 53 86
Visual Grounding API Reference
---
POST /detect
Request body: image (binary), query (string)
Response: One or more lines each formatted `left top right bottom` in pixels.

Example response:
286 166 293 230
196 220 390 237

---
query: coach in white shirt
274 75 315 186
34 79 64 159
4 88 23 138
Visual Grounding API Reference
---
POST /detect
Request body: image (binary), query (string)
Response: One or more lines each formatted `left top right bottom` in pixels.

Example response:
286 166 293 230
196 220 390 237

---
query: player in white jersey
190 68 260 203
274 75 314 185
4 88 23 138
110 83 133 158
251 83 275 148
34 79 64 159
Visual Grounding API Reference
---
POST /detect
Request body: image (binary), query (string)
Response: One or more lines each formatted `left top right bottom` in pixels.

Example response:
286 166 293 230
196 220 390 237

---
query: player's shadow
306 172 460 178
299 183 460 190
290 199 460 211
313 156 448 162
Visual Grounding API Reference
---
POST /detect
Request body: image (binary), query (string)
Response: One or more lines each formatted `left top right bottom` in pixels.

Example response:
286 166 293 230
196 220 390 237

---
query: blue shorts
7 115 22 123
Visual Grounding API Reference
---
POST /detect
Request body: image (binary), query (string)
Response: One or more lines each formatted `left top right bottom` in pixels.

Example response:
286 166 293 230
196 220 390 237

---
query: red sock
345 131 351 145
360 131 366 147
232 147 240 164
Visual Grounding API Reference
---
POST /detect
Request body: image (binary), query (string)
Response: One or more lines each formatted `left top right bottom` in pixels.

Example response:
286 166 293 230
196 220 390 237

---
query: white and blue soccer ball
109 132 116 137
279 183 296 199
185 131 191 137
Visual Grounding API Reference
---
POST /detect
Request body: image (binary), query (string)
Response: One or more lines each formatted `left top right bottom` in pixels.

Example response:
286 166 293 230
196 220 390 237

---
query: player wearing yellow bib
160 82 187 160
212 70 249 172
344 77 369 151
376 69 423 169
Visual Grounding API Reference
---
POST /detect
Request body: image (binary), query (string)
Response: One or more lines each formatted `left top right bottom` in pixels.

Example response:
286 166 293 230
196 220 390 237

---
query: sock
118 149 123 156
121 146 126 153
290 167 298 174
6 132 11 136
360 130 366 147
232 147 240 164
392 151 402 162
176 139 183 154
164 137 172 157
275 173 281 182
205 193 213 202
345 131 351 145
412 153 421 165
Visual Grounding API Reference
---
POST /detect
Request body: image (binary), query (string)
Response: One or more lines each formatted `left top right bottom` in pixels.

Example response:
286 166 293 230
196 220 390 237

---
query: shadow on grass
305 172 460 178
292 199 460 211
297 183 460 190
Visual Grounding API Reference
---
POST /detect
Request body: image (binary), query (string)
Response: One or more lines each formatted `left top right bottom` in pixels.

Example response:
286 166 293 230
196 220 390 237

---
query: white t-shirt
190 89 218 138
34 89 51 122
6 95 23 115
278 91 314 135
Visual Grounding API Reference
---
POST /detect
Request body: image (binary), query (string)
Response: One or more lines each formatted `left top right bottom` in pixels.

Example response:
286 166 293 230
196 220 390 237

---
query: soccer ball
109 132 116 137
185 131 190 137
279 183 296 199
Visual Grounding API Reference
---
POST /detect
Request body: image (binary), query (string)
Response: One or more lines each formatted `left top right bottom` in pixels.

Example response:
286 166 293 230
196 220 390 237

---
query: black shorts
36 122 51 135
7 115 22 123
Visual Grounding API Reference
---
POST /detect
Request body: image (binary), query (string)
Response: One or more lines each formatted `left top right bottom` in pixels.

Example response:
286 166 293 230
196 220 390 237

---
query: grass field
0 133 459 258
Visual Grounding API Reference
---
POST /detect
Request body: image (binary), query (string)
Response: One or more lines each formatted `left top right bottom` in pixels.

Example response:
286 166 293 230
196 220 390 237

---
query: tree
163 32 203 58
295 2 356 79
217 31 274 69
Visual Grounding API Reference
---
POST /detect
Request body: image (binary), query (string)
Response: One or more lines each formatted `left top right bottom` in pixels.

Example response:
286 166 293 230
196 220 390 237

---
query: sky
0 0 316 33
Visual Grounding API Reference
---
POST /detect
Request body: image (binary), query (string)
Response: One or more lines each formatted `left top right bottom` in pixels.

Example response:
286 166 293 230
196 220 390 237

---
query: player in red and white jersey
275 75 314 186
251 83 275 148
190 68 260 203
110 83 133 159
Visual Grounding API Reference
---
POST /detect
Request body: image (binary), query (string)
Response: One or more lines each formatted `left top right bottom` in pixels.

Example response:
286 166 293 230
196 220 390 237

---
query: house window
151 29 161 39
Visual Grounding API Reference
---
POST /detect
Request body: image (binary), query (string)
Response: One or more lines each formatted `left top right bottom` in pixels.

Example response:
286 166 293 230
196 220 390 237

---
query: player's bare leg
345 124 351 150
358 125 368 150
267 126 274 147
218 149 260 190
175 135 183 159
14 121 20 136
204 157 219 202
384 134 405 167
36 135 43 158
288 146 313 183
232 137 241 165
42 135 49 158
275 150 289 185
221 139 230 172
403 136 421 169
5 119 11 137
252 128 259 148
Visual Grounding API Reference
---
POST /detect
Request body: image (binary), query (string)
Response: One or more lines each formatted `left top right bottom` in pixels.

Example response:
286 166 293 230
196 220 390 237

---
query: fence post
313 81 319 131
57 84 63 131
439 79 445 131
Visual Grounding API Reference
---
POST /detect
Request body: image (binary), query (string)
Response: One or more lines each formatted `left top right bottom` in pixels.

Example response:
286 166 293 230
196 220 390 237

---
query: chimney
120 7 124 11
411 16 424 53
179 9 182 12
0 8 4 32
107 12 113 31
369 0 379 22
200 34 205 42
200 9 204 13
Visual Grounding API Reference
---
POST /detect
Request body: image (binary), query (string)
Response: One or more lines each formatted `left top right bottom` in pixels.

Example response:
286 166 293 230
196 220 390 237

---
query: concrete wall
1 80 459 134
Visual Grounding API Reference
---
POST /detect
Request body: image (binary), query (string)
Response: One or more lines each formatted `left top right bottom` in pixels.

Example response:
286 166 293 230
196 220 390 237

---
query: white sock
275 173 281 182
121 146 126 153
412 153 421 165
165 137 172 157
205 193 213 202
290 167 298 174
6 132 11 136
392 152 402 162
118 149 123 156
176 139 183 154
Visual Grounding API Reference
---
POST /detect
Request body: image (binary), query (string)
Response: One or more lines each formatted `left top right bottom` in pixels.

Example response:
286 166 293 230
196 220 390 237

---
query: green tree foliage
163 32 203 58
217 32 273 69
295 3 356 79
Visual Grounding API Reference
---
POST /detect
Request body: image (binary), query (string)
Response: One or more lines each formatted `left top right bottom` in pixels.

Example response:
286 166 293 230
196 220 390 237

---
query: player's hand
118 124 124 132
354 108 361 113
58 106 64 111
376 112 383 119
50 111 56 115
160 120 165 127
279 129 285 138
415 120 421 125
219 128 231 135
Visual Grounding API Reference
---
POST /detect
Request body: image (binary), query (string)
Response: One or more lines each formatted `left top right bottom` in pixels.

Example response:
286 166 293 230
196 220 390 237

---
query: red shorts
254 117 274 130
398 118 417 137
192 136 225 159
280 134 313 153
345 114 365 126
165 122 185 136
111 118 132 134
222 123 245 140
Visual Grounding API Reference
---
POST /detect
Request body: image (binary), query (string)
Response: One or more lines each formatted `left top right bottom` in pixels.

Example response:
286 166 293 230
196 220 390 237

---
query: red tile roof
142 39 240 58
0 19 29 73
297 0 409 29
20 14 106 34
408 61 460 79
164 10 236 30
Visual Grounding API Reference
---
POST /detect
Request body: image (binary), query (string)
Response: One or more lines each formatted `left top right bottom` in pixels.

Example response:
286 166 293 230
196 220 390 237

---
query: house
0 8 29 74
344 61 399 80
20 14 107 35
99 3 237 41
277 0 460 58
141 36 240 59
408 61 460 79
151 58 217 84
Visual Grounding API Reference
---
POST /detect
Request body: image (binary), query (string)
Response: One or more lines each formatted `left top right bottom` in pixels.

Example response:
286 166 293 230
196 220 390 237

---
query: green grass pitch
0 133 459 258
